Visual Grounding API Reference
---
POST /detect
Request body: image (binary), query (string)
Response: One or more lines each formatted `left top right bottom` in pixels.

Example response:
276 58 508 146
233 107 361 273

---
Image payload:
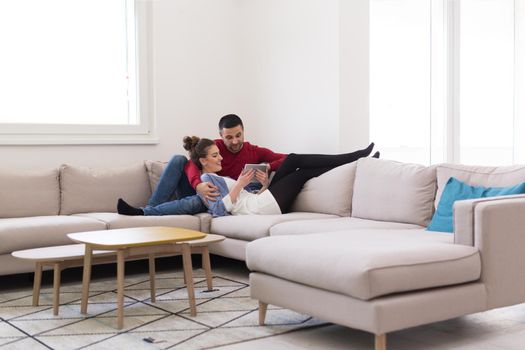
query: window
370 0 525 166
0 0 154 144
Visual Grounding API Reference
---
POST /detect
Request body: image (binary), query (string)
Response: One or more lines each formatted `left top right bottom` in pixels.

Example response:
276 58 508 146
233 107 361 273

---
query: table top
12 244 114 261
177 233 225 246
68 226 206 249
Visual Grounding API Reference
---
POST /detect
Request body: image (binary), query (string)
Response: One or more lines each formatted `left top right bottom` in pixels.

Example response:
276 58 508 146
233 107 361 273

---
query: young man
117 114 286 215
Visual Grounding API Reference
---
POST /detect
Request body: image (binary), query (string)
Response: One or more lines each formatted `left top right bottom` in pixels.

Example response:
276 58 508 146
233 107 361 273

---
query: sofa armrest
454 194 525 246
462 196 525 308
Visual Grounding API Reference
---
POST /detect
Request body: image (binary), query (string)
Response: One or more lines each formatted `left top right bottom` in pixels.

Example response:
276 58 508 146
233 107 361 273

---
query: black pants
268 143 374 213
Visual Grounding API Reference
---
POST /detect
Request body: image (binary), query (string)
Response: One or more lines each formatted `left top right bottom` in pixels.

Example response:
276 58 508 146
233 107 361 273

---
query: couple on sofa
117 114 379 217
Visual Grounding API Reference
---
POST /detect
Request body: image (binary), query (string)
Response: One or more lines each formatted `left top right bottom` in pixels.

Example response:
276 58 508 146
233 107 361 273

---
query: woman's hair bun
182 136 200 151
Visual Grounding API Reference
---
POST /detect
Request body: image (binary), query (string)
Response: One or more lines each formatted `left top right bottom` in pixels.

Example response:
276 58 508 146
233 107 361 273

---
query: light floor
3 258 525 350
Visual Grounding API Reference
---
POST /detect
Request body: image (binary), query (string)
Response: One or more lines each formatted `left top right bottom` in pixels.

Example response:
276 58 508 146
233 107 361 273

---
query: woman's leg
144 195 206 215
268 167 330 214
270 142 374 184
118 195 206 216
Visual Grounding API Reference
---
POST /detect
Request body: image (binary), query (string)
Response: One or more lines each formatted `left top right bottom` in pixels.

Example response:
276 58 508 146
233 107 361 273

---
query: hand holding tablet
243 164 268 183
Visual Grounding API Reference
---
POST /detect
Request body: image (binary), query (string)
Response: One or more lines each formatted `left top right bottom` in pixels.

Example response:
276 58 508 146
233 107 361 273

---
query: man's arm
255 146 287 172
184 160 219 202
184 160 202 188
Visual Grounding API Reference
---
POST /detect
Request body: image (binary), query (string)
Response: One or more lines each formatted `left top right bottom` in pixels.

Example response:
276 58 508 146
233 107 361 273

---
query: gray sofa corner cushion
247 230 480 300
73 213 201 231
0 168 60 218
211 212 339 241
351 158 437 226
60 163 151 215
0 216 107 254
291 162 357 216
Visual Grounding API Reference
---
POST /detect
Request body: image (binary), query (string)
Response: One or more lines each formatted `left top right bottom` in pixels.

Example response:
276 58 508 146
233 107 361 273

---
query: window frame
0 0 156 145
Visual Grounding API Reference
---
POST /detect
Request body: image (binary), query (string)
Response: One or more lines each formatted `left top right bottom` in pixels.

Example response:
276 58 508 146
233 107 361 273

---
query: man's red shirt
185 139 287 188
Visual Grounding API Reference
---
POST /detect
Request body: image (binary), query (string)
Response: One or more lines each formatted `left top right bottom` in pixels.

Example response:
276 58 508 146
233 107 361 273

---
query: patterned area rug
0 269 324 349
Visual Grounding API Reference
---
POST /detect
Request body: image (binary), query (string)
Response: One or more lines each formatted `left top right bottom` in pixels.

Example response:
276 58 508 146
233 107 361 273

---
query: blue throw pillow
427 177 525 233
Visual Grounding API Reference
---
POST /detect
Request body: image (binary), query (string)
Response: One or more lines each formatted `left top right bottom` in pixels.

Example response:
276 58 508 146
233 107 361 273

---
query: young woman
184 136 377 216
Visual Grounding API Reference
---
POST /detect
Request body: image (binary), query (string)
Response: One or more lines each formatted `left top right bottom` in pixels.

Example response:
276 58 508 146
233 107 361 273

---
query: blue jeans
143 155 206 216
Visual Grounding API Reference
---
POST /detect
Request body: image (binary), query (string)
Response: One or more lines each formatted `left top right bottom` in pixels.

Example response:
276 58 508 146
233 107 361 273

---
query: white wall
340 0 370 152
237 0 340 153
0 0 369 169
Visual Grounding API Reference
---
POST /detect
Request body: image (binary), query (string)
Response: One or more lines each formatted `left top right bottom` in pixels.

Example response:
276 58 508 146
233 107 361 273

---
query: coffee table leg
202 247 213 291
32 262 43 306
117 249 125 329
181 243 196 316
53 263 61 316
148 253 156 303
81 245 93 314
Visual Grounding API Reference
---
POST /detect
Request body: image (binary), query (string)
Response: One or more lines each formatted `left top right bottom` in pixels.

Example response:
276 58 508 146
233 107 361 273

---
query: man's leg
175 168 198 199
148 155 188 206
270 143 374 184
143 195 206 216
269 167 329 214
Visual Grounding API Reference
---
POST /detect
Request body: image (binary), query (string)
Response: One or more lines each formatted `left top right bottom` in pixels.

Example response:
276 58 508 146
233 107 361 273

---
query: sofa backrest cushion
351 158 437 226
291 162 356 216
0 168 60 218
60 163 151 215
144 160 167 194
435 163 525 208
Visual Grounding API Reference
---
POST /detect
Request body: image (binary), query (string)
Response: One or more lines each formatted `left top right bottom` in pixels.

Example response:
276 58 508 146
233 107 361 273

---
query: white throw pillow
291 162 356 217
60 163 151 215
435 163 525 208
351 158 437 226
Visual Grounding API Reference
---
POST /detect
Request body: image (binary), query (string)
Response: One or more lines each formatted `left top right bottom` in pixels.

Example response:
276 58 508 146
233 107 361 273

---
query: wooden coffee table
11 233 225 318
68 226 205 329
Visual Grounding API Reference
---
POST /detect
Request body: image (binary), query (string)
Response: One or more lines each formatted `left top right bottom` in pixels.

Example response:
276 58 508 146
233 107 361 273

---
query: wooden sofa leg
375 333 387 350
258 301 268 325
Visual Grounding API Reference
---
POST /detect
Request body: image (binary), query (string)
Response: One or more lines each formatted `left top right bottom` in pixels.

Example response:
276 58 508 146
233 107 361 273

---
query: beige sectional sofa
245 158 525 349
4 157 525 350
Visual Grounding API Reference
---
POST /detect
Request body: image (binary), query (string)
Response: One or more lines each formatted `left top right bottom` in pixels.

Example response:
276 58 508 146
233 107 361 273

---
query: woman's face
200 144 223 173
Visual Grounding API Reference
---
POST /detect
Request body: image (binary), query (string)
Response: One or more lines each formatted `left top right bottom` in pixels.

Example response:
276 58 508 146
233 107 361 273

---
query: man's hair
218 114 243 130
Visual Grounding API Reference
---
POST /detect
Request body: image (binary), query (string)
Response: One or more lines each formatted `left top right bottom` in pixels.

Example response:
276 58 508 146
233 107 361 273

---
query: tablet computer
243 164 268 183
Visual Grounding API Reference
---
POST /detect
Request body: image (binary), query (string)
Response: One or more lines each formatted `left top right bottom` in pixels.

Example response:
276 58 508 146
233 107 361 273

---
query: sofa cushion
351 158 436 226
270 217 424 236
435 163 525 208
144 160 167 194
0 216 107 254
0 168 60 218
60 163 151 215
246 230 480 300
73 213 201 232
210 212 339 241
291 163 356 216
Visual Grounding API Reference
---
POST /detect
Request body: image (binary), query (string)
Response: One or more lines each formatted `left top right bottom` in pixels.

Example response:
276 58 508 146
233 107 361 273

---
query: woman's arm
228 169 255 203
